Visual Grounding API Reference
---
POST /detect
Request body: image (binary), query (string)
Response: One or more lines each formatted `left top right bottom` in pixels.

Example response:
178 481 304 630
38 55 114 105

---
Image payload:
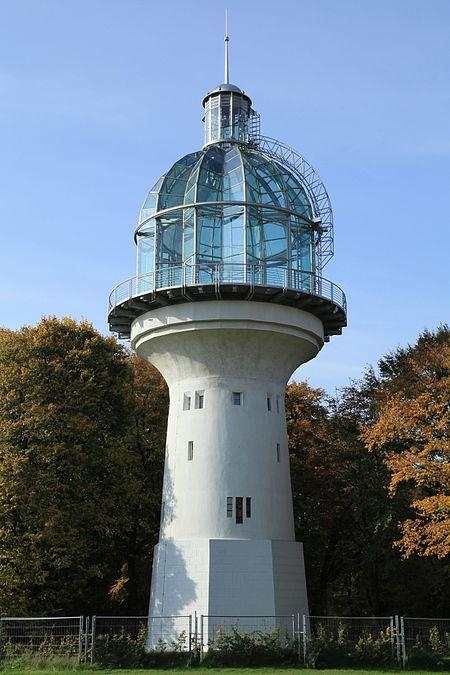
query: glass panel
137 227 154 275
222 206 244 264
183 207 195 261
158 193 184 210
223 183 244 201
197 206 222 262
223 166 243 189
162 176 187 195
156 211 183 267
184 186 196 204
197 186 221 202
139 207 155 224
186 168 199 193
291 215 313 274
224 150 241 172
143 193 158 210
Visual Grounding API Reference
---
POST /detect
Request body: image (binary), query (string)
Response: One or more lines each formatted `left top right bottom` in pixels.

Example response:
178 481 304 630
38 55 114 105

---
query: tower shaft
131 301 322 632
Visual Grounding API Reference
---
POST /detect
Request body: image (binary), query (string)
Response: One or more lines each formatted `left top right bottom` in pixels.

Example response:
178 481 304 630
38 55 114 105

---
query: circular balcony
108 262 346 340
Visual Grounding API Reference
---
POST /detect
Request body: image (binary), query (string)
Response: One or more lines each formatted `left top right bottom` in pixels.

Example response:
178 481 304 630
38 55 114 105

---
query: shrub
201 625 297 668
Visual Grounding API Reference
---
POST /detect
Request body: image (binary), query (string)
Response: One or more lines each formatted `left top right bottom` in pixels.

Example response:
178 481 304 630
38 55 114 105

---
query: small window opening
246 497 252 518
188 441 194 461
183 394 191 411
226 497 233 518
276 443 281 462
267 396 272 411
195 391 204 409
232 392 242 405
235 497 243 524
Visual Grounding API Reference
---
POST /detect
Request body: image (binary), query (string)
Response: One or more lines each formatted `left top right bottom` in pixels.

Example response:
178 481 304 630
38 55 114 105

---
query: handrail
109 263 346 315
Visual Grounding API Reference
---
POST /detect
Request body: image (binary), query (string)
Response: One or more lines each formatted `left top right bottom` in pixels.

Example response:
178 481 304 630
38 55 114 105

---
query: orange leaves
362 326 450 559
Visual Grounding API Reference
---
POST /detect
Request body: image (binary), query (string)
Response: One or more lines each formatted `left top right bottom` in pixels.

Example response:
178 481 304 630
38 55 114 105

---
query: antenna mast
224 9 229 84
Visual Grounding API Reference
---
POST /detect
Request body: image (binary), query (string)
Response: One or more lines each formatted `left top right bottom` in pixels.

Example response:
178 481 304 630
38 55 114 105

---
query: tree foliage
362 326 450 559
0 318 167 615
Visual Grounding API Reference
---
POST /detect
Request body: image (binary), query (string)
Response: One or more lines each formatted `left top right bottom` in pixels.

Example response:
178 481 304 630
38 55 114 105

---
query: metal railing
109 263 346 314
0 616 83 658
1 613 447 666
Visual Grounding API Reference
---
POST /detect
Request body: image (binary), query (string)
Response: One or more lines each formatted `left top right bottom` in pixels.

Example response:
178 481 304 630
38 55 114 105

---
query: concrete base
148 538 308 646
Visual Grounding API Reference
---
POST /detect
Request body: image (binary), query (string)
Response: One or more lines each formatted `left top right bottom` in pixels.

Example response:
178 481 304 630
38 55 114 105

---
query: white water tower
108 48 346 640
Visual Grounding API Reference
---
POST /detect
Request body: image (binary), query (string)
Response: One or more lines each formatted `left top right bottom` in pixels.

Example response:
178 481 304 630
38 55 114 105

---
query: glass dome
135 144 315 286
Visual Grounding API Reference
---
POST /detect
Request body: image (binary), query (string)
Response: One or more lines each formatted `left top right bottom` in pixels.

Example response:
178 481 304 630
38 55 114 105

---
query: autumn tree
286 374 450 617
0 318 136 615
362 326 450 559
287 380 398 615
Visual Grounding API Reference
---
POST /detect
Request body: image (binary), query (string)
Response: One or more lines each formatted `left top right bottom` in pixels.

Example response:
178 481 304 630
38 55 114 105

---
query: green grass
2 669 450 675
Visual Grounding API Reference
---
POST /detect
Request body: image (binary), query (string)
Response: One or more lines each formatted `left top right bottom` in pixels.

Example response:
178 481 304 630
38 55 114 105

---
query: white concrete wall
132 301 323 623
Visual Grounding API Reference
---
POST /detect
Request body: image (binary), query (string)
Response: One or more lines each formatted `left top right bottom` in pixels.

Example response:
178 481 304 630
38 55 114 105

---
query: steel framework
251 135 334 275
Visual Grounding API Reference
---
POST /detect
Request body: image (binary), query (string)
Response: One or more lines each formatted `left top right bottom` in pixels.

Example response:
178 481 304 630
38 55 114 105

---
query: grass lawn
2 669 450 675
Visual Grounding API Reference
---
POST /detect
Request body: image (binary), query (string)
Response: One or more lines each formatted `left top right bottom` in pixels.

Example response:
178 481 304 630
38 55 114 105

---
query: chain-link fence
403 616 450 655
91 614 192 659
201 614 297 653
0 616 83 659
0 613 448 666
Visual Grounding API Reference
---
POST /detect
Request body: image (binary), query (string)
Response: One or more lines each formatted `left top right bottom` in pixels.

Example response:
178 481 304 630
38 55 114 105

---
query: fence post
84 616 90 663
77 616 83 663
194 611 198 652
394 615 401 665
200 615 204 661
291 614 295 649
302 615 308 665
90 615 96 664
389 616 395 657
188 614 192 652
400 616 407 667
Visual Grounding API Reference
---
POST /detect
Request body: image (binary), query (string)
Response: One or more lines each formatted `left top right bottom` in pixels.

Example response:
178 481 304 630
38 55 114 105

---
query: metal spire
224 9 229 84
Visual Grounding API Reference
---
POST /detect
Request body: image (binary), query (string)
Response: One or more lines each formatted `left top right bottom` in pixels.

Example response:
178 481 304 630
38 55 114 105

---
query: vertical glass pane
183 207 195 261
156 211 183 274
137 229 154 275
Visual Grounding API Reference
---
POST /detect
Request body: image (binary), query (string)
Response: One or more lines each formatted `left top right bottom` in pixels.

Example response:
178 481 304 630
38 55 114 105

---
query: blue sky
1 0 449 394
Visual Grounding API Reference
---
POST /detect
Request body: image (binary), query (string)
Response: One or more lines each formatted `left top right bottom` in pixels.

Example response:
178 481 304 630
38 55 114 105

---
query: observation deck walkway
108 263 347 340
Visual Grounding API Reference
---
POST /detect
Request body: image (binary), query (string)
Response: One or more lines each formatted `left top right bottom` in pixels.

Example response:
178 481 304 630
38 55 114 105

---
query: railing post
90 615 96 664
77 616 83 663
194 611 198 651
400 616 407 667
302 614 308 665
394 615 401 665
200 615 204 661
83 616 89 663
390 616 395 657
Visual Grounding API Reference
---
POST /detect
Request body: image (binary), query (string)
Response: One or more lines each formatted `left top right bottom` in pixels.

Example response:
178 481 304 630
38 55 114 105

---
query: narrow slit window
226 497 233 518
188 441 194 461
246 497 252 518
267 396 272 411
276 443 281 462
232 392 242 405
195 391 204 409
183 394 191 411
276 396 280 413
235 497 243 524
